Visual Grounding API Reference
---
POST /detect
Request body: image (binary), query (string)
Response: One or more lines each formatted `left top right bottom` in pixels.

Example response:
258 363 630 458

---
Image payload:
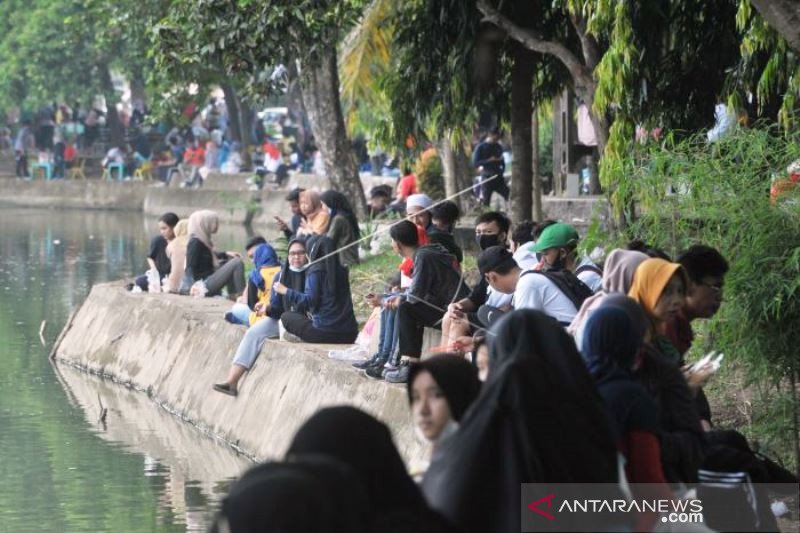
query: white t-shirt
512 241 540 271
486 286 513 308
576 257 602 293
513 270 578 325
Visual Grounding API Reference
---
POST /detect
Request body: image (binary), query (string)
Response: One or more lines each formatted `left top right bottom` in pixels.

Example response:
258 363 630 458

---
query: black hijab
422 310 619 533
211 456 368 533
286 406 454 533
305 234 344 294
320 189 361 239
407 354 481 422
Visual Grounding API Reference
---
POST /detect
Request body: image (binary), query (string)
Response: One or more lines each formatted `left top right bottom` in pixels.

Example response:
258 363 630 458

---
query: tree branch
476 0 593 90
569 12 601 70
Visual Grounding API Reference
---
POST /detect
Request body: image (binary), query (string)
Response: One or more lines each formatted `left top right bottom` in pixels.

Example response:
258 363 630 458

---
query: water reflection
0 207 259 532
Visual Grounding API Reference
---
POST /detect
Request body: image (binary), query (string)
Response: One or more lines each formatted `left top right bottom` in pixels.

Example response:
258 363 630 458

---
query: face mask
476 233 501 250
289 264 307 273
544 251 566 272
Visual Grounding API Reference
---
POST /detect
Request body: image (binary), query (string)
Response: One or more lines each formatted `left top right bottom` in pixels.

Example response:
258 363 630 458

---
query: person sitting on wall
275 187 305 240
321 190 360 268
224 237 279 326
164 219 190 293
181 139 206 188
213 238 309 397
405 194 462 264
132 212 179 292
180 210 246 298
296 190 330 237
276 235 359 344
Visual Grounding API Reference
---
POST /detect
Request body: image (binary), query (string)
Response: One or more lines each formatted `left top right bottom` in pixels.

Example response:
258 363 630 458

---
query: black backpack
520 270 595 310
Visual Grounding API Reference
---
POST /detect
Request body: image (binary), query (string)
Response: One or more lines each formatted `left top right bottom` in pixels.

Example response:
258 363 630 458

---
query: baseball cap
478 246 517 276
406 193 433 211
531 223 579 252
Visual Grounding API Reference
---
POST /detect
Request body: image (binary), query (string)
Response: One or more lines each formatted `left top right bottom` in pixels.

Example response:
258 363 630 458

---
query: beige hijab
299 190 330 235
187 210 220 265
568 249 649 339
166 219 189 259
166 219 189 293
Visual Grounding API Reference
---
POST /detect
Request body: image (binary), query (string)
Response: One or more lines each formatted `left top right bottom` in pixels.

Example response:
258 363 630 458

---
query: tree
749 0 800 53
153 0 368 215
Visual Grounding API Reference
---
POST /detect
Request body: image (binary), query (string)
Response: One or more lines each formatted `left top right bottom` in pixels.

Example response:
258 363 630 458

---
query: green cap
530 223 579 252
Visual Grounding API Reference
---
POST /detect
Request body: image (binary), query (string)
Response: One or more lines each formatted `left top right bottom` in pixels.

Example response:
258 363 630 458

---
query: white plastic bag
146 269 161 293
190 280 208 298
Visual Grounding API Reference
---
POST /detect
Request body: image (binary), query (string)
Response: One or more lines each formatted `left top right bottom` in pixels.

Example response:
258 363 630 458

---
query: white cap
406 193 433 210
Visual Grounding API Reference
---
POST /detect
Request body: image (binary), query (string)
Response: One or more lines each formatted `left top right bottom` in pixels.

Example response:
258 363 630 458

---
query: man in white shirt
530 222 602 293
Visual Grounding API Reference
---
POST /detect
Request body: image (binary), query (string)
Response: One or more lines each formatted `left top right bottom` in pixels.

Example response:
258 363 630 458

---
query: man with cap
478 245 587 326
406 193 463 264
531 222 602 292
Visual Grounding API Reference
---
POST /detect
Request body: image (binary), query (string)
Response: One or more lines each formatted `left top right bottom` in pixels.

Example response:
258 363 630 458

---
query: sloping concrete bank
0 177 148 210
52 282 428 465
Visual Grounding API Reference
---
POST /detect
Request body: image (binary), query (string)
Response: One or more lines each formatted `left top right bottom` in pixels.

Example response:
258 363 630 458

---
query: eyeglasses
288 251 306 257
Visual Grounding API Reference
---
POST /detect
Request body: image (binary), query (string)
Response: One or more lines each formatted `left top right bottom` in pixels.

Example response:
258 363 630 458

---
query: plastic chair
133 160 154 181
68 158 87 180
103 162 125 181
32 162 53 180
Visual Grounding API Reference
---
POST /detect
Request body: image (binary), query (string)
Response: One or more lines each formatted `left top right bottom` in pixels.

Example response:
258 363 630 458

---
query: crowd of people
131 169 796 531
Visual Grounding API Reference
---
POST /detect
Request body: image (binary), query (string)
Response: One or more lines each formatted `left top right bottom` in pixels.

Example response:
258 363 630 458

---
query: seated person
275 188 304 240
441 212 511 348
213 239 309 397
321 190 360 267
407 354 481 480
379 221 469 384
180 210 246 297
225 237 278 325
102 145 127 176
220 141 242 174
133 212 179 291
510 220 539 271
296 190 330 236
368 185 394 219
153 146 179 183
181 139 206 187
532 222 602 292
165 219 189 293
276 235 358 344
405 194 462 264
63 141 77 168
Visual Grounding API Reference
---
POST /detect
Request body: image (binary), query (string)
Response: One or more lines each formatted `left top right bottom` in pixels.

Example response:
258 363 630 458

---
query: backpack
575 263 603 278
520 270 595 310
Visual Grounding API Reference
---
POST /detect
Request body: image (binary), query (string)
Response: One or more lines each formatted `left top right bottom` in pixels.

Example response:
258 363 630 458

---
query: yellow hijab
628 258 688 317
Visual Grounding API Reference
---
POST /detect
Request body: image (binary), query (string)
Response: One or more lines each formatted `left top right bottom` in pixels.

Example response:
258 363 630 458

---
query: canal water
0 208 257 532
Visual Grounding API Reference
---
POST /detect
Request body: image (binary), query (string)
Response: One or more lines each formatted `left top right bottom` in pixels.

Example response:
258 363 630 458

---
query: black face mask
476 233 501 250
544 251 566 272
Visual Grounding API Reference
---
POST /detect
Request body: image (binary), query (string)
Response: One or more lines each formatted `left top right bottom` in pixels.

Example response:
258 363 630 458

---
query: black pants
281 312 357 344
481 173 509 205
15 152 28 177
397 301 444 358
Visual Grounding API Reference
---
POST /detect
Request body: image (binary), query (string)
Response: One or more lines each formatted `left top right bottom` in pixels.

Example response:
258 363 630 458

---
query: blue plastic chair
103 162 125 181
32 162 53 180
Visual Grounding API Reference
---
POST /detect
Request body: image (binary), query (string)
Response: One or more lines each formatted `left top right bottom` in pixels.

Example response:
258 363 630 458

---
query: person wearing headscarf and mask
213 239 309 397
407 354 481 480
568 248 649 348
628 258 706 484
210 456 369 533
276 235 358 344
286 406 455 533
181 210 246 297
320 190 360 267
296 189 330 236
422 309 619 533
165 219 189 293
582 300 673 532
244 243 281 324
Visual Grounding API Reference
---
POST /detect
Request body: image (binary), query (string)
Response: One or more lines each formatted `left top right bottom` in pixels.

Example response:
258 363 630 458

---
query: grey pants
205 257 245 297
232 317 280 369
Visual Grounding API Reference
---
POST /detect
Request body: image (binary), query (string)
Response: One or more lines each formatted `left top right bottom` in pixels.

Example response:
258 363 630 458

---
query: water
0 208 256 532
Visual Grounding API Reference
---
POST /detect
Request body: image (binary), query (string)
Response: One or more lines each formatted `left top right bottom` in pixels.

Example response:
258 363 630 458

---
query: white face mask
288 264 307 273
414 418 459 445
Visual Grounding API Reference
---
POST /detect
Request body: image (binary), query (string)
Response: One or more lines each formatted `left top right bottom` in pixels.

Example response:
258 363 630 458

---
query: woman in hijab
181 210 246 297
582 300 672 531
210 456 369 533
244 243 281 323
214 238 309 396
320 189 360 267
422 309 619 533
296 189 330 236
275 235 358 344
286 406 455 533
568 248 649 348
628 258 705 483
407 354 481 478
165 219 189 293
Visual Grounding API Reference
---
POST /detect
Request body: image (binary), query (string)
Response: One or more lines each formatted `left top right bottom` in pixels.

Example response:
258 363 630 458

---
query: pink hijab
568 249 649 339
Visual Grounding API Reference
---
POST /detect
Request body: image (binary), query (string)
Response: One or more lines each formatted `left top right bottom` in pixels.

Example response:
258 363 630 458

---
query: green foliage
604 125 800 463
414 150 445 199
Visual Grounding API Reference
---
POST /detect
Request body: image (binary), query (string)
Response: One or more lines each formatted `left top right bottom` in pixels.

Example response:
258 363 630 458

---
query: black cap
477 245 517 276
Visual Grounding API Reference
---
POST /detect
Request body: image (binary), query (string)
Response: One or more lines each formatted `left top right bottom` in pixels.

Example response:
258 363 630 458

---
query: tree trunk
750 0 800 53
298 49 367 217
100 66 124 148
532 107 543 221
129 67 147 108
239 99 254 148
220 82 242 142
440 136 474 212
511 45 534 222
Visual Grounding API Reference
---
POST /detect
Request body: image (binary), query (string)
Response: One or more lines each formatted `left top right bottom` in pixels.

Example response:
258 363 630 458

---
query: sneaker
384 362 411 384
213 383 238 397
364 362 387 380
353 353 380 369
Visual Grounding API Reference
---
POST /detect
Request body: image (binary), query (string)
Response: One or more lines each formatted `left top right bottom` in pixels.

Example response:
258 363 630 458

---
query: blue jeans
376 294 400 363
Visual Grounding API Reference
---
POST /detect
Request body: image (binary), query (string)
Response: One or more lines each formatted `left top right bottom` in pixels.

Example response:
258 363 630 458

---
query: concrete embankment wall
0 178 148 211
53 283 428 464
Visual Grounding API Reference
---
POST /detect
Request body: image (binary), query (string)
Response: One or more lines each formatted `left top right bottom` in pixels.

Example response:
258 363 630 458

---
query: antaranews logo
526 494 555 520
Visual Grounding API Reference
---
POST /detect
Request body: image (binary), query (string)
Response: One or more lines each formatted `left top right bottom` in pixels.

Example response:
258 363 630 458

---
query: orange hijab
628 258 688 319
